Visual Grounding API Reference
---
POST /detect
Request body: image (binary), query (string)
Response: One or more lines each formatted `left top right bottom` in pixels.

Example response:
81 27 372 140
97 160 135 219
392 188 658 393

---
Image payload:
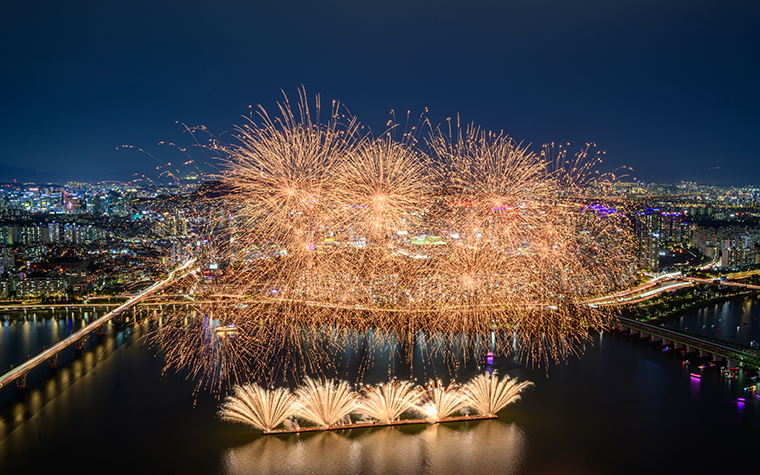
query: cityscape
2 146 760 474
3 1 760 474
1 178 759 303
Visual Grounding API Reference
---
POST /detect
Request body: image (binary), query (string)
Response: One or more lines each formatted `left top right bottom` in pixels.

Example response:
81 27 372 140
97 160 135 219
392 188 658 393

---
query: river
1 309 759 474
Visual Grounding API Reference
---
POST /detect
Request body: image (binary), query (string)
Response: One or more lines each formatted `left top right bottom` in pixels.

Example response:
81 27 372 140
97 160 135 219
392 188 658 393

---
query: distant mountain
0 164 62 183
0 164 159 184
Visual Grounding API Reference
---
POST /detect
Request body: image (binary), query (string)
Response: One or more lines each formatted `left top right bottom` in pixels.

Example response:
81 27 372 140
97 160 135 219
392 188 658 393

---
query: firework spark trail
152 91 636 388
463 371 534 416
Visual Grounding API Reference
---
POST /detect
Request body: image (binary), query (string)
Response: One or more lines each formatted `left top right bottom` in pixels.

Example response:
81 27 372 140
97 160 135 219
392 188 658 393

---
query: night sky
2 1 759 185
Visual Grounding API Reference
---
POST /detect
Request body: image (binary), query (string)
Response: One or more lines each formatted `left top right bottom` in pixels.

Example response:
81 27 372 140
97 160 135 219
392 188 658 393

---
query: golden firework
153 91 636 388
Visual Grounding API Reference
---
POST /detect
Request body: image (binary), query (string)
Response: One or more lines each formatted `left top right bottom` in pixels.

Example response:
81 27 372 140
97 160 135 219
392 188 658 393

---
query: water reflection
224 420 526 475
0 308 154 440
689 373 700 399
736 398 745 422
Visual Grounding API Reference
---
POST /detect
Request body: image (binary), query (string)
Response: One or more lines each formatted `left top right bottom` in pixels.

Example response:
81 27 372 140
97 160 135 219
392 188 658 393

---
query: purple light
690 373 701 379
584 204 618 216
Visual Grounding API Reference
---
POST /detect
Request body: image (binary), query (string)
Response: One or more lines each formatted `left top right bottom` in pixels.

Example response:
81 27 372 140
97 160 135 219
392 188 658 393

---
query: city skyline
2 1 759 185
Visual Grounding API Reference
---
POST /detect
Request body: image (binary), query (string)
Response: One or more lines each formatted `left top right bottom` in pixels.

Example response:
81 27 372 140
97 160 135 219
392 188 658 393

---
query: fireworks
358 379 421 423
219 383 296 432
152 90 636 388
294 377 357 428
416 380 468 422
463 371 533 416
218 372 532 433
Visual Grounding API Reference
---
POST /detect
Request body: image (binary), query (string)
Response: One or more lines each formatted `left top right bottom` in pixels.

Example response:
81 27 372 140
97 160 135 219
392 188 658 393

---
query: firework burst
155 90 636 388
294 377 358 428
416 380 468 422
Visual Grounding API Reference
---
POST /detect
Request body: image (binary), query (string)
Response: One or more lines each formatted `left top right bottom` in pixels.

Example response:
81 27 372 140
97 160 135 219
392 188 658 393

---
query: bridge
609 315 760 368
0 259 198 391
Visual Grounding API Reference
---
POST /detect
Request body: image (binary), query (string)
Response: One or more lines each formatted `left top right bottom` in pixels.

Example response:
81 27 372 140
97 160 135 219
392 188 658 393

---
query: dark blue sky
2 1 759 184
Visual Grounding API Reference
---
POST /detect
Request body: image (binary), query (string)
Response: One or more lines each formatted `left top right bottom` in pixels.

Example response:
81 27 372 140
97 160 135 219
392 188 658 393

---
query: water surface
663 295 760 346
1 315 759 475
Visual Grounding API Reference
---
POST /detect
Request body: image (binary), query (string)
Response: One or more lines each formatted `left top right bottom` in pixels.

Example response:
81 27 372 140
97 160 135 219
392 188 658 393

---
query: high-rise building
634 207 661 270
720 238 759 269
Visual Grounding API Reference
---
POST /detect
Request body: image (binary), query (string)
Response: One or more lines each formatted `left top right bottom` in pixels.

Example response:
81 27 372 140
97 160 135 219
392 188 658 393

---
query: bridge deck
612 315 760 367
